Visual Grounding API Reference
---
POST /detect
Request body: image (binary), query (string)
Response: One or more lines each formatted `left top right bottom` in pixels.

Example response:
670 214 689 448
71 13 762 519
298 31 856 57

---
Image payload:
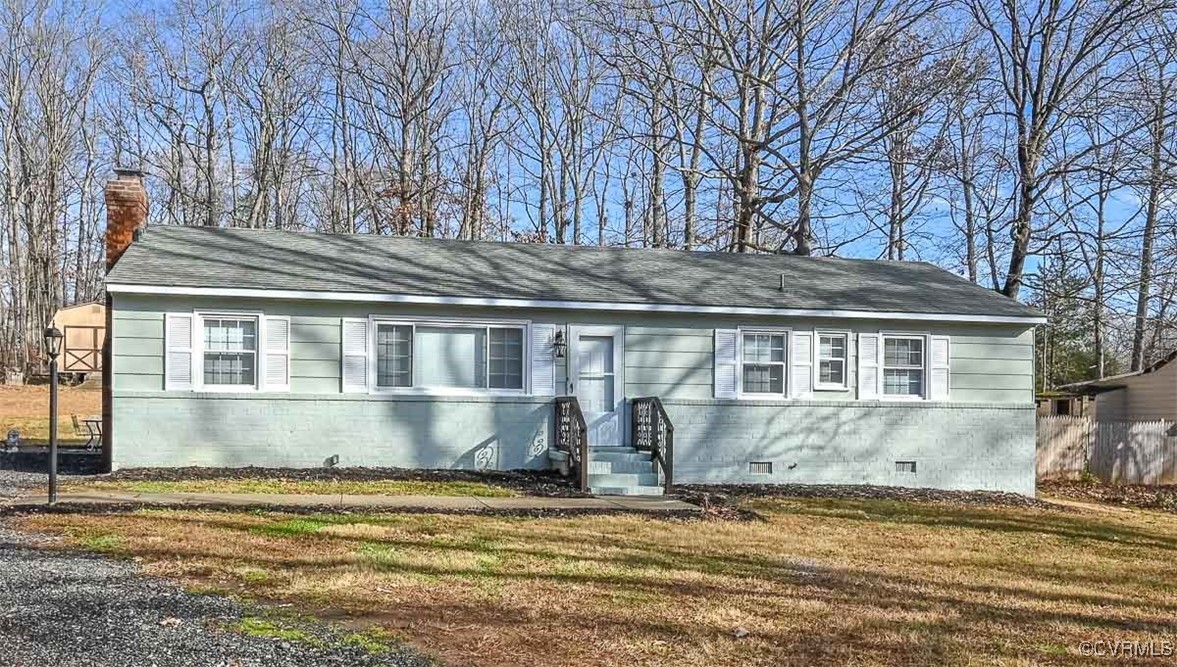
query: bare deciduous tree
966 0 1165 299
3 0 1177 384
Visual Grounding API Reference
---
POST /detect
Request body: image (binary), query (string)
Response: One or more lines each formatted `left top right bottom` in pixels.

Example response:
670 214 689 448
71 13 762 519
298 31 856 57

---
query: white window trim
736 327 792 399
880 331 931 401
367 316 532 396
814 330 850 391
193 310 263 393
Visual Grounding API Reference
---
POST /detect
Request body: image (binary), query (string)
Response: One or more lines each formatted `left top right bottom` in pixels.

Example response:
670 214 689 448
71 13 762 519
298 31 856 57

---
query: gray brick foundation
112 392 552 471
663 399 1035 495
114 392 1034 496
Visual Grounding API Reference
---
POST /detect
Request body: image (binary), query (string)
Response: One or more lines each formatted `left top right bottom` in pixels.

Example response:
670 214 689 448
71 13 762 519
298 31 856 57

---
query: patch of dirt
1039 479 1177 514
674 483 1056 511
103 466 586 497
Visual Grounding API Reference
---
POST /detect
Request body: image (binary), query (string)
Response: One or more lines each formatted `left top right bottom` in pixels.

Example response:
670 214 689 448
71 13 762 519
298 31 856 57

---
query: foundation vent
749 461 773 475
895 461 917 474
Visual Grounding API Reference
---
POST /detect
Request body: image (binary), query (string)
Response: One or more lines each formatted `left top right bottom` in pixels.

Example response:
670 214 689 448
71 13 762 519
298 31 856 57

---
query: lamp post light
44 326 63 505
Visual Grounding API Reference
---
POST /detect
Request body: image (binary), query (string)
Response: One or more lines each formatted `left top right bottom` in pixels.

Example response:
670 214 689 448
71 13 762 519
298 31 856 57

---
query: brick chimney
105 168 148 272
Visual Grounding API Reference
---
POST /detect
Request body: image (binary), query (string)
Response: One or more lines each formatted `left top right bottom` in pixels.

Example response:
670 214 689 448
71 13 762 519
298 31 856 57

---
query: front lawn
0 384 101 443
18 496 1177 666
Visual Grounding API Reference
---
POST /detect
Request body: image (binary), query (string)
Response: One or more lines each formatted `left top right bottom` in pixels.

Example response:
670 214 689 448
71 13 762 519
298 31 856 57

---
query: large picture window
741 331 786 395
883 336 924 397
202 317 257 387
414 326 485 388
374 322 525 392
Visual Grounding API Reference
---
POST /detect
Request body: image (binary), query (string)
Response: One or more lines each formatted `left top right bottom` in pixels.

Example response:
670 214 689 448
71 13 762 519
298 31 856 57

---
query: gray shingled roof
106 225 1042 320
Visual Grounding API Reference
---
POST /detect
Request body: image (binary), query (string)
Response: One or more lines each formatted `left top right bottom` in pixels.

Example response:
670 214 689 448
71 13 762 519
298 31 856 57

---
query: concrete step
591 454 654 465
587 459 655 475
589 485 665 496
590 448 653 463
587 472 660 487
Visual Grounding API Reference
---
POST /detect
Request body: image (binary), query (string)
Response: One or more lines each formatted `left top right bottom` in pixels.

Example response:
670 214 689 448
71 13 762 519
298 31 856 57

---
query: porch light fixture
553 330 566 359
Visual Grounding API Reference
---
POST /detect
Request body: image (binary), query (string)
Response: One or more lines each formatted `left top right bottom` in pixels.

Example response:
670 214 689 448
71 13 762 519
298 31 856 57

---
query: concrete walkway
4 490 698 513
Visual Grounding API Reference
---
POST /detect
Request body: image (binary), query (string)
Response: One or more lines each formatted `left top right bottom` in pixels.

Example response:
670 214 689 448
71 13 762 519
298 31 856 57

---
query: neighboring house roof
106 225 1045 323
1063 350 1177 393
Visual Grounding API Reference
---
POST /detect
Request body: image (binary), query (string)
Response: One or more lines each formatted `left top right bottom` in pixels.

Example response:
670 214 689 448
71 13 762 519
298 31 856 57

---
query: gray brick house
102 171 1045 496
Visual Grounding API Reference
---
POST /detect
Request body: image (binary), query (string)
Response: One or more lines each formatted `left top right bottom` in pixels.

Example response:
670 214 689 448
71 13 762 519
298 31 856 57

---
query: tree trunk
1131 109 1164 371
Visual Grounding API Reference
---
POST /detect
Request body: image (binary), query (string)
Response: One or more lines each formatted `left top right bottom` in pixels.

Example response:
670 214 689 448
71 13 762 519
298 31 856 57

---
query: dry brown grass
18 497 1177 667
0 384 101 442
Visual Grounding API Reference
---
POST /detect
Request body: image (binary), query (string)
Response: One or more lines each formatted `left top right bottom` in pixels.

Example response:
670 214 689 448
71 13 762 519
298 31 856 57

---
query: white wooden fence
1037 416 1177 484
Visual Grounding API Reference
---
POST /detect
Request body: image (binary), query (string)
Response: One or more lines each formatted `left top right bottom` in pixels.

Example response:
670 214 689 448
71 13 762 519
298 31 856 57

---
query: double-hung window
883 336 925 397
741 331 786 395
487 327 525 389
817 333 847 389
375 324 412 387
202 316 258 388
374 322 526 392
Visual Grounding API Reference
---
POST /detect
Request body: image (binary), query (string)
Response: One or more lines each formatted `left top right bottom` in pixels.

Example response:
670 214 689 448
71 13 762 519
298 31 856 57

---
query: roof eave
1062 349 1177 393
105 283 1048 325
1059 380 1129 395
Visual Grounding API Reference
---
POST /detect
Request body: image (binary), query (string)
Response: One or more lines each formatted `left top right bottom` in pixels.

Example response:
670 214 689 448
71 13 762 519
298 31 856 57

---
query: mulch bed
0 502 710 522
102 466 586 497
673 483 1056 511
69 468 1077 518
1039 479 1177 514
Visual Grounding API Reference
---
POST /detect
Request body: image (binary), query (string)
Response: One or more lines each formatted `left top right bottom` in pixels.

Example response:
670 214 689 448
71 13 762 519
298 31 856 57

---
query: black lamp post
44 326 63 505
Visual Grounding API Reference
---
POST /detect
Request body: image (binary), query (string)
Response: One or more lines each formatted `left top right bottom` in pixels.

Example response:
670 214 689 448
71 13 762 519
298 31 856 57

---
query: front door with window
569 326 625 447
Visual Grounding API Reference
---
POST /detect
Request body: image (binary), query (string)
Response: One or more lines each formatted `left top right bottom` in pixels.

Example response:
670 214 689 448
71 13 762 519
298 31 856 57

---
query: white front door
570 325 625 447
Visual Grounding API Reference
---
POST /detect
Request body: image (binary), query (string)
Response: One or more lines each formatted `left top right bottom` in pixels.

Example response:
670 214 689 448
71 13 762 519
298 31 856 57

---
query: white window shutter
530 324 557 396
341 318 369 393
791 331 813 398
930 335 951 401
858 333 880 399
263 316 291 391
164 313 194 391
714 329 739 399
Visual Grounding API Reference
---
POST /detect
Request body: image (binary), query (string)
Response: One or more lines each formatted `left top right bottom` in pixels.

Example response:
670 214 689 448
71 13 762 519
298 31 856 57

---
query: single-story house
1064 351 1177 422
101 170 1045 495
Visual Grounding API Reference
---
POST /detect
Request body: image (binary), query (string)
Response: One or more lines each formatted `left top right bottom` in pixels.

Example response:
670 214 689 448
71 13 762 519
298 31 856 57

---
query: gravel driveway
0 524 431 667
0 469 45 500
